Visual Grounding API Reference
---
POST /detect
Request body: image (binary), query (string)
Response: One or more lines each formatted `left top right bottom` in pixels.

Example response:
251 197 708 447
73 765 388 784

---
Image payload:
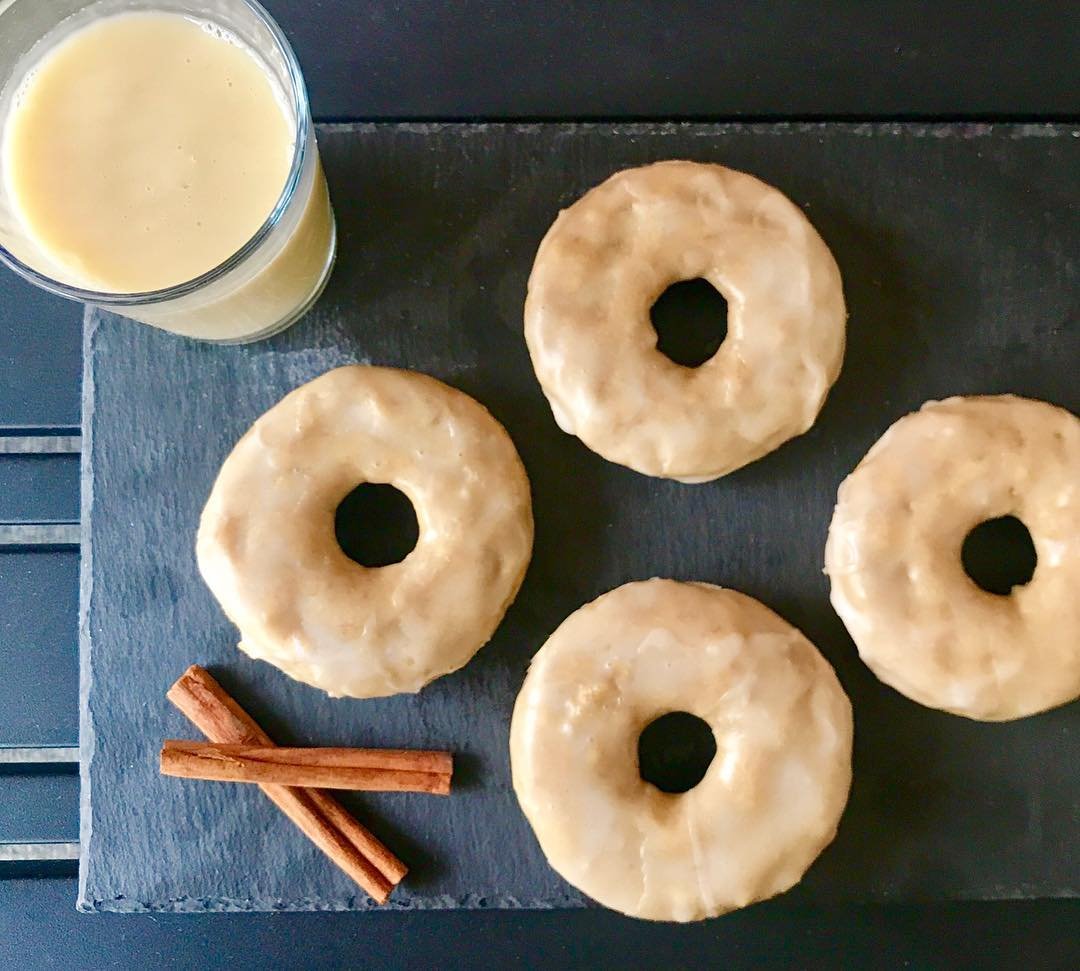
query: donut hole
961 515 1037 595
637 711 717 794
334 483 419 568
649 278 728 368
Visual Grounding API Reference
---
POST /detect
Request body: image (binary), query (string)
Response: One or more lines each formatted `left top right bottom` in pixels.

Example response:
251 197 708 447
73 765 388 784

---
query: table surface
1 0 1078 966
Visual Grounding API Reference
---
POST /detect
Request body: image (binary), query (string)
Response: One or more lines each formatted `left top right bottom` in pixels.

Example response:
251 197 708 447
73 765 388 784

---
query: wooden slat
0 550 79 748
0 773 79 844
0 435 81 454
0 276 82 430
0 842 80 862
0 747 79 765
0 524 80 546
0 453 80 524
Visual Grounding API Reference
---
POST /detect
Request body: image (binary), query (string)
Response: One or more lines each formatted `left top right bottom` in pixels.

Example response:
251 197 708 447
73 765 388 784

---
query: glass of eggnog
0 0 335 342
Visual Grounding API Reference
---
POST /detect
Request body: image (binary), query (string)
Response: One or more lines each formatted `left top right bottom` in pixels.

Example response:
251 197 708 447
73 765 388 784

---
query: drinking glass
0 0 336 343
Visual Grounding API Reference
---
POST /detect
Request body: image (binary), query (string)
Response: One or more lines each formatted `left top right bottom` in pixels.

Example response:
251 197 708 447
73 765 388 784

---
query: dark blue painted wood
0 455 80 525
0 773 78 844
80 123 1079 913
260 0 1080 121
0 276 81 432
0 551 79 747
4 877 1080 970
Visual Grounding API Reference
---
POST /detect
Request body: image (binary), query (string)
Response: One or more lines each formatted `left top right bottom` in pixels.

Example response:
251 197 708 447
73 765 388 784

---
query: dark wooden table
1 1 1077 966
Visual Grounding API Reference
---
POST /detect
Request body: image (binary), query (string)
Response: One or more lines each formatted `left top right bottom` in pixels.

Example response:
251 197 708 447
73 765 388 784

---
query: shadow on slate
80 122 1080 912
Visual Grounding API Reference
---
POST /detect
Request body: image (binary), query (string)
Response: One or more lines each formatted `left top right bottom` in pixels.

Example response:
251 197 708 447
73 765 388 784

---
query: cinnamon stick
161 741 452 794
166 665 406 903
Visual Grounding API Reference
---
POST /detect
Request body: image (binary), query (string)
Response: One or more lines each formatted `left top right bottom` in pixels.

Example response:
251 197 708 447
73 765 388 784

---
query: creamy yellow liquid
3 11 294 293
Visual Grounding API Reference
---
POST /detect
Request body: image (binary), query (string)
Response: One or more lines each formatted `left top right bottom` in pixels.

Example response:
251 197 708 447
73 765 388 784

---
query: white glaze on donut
510 579 853 921
825 395 1080 721
524 161 846 481
197 366 534 698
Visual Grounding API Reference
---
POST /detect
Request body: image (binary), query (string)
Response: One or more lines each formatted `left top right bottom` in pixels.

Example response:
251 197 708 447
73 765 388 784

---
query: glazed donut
510 579 853 921
524 160 846 481
825 395 1080 721
197 366 534 699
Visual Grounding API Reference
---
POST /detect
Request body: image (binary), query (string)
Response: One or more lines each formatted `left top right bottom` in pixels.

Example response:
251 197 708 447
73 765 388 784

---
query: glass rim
0 0 310 306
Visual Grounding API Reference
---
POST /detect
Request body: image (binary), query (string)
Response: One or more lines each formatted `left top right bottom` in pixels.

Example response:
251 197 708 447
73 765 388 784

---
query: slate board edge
77 308 98 913
320 120 1074 140
77 891 583 915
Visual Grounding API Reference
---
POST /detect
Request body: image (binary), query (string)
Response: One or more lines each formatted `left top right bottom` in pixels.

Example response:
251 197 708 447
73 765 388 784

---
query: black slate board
79 123 1079 913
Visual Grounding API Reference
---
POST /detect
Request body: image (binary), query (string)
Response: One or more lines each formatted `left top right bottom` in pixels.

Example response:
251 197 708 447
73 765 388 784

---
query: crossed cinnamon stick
165 665 452 905
161 741 453 794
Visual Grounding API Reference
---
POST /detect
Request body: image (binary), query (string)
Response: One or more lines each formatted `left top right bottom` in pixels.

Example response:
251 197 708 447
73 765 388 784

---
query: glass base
205 214 338 345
